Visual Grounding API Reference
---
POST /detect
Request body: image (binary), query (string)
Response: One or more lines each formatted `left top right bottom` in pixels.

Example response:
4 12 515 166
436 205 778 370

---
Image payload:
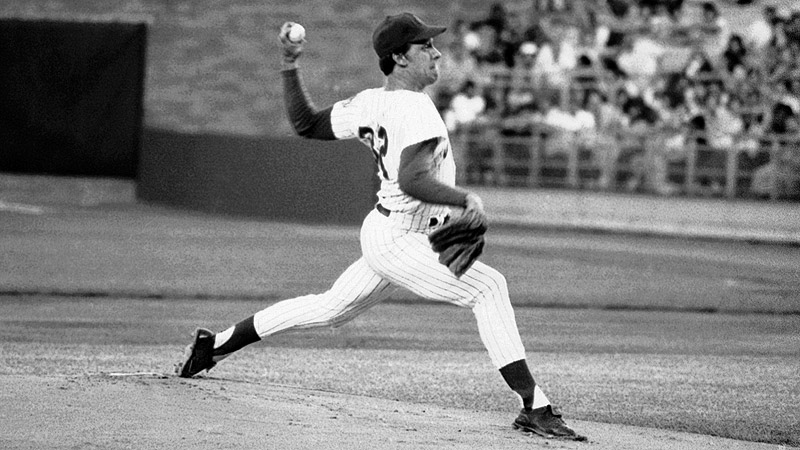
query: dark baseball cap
372 12 446 58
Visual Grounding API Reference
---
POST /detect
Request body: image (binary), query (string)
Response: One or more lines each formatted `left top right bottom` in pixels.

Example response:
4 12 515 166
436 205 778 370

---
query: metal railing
452 122 800 201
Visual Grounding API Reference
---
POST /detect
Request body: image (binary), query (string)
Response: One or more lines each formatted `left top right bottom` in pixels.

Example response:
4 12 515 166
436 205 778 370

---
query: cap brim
410 26 447 43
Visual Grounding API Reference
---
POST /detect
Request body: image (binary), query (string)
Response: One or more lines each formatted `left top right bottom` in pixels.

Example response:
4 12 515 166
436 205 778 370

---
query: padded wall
137 129 379 225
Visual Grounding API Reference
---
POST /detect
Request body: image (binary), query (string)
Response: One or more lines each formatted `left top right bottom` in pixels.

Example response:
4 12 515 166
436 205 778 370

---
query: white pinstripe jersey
329 88 455 219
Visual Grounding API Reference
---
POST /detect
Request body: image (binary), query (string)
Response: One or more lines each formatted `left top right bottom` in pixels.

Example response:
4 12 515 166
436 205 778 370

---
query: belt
375 203 448 228
376 203 391 217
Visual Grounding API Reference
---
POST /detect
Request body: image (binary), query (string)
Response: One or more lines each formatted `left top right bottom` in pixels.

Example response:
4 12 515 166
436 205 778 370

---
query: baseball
288 23 305 43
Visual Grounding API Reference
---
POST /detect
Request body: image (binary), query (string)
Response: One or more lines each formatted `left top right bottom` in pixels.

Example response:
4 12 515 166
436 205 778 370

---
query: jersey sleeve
329 94 364 140
392 97 446 152
281 68 336 140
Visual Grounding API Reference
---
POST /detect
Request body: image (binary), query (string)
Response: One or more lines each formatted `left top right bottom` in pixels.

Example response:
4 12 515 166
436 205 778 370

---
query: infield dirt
1 373 788 450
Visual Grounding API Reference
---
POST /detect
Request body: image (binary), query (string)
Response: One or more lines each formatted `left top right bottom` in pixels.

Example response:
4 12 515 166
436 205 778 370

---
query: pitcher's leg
177 258 392 377
361 224 549 413
469 262 526 368
252 257 393 337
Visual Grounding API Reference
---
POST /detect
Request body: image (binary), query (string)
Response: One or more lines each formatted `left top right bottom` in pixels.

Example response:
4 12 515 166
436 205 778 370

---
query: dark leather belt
375 203 446 227
376 203 391 217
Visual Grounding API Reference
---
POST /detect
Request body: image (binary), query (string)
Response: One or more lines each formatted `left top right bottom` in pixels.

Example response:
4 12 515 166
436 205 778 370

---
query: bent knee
469 264 509 301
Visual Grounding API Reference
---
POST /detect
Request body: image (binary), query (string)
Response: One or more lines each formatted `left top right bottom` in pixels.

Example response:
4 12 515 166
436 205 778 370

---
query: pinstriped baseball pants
253 209 527 369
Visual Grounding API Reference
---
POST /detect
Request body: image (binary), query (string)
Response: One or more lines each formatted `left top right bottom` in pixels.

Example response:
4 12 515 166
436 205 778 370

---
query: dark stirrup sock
499 359 536 411
213 315 260 361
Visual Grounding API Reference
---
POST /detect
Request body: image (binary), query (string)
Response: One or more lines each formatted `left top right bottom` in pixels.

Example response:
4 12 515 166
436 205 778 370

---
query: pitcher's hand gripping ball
428 210 488 277
287 23 305 43
279 22 305 62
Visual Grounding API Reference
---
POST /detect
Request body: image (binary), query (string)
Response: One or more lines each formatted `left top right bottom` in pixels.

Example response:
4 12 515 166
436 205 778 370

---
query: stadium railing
453 123 800 201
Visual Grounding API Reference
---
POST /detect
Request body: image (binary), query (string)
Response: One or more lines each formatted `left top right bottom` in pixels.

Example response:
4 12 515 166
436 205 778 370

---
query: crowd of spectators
433 0 800 199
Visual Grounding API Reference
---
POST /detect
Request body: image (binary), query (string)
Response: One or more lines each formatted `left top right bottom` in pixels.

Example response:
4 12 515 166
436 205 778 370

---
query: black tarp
0 19 146 177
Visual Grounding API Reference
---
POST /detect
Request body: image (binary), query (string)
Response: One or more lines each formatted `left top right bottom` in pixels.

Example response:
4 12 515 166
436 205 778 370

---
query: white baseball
288 24 305 43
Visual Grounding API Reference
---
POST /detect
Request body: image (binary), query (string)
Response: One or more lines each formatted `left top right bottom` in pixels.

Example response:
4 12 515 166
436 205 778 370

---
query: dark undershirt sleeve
281 68 336 140
398 138 469 208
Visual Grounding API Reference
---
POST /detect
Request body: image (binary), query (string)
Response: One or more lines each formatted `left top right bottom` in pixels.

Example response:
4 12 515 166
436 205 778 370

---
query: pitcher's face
404 38 442 86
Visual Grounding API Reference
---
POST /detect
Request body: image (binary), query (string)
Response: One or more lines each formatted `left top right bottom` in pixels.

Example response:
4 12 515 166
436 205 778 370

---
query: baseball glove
428 210 488 277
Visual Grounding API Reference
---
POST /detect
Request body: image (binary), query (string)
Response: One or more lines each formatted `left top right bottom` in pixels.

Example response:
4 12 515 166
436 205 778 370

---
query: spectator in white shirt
444 79 487 132
541 96 595 160
698 1 731 60
745 5 778 51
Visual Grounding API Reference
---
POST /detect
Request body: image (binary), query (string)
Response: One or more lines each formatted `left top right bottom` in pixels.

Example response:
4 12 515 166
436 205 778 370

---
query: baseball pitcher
176 12 585 441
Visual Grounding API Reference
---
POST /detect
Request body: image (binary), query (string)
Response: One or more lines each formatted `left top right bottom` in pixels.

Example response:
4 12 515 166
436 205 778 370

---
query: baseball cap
372 12 446 58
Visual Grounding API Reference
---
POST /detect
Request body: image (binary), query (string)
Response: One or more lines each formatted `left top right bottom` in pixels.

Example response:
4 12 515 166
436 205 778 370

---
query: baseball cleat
175 328 216 378
513 405 587 441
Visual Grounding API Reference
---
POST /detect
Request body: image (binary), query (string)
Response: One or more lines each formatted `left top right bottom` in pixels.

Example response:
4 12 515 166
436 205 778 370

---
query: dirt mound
0 373 784 450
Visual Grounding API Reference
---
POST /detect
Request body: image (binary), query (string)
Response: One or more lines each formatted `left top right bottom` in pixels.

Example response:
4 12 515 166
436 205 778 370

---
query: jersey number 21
359 125 389 180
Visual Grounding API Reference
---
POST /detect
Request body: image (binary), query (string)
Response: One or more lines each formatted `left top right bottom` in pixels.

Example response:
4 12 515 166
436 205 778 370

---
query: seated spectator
786 10 800 45
641 106 692 196
505 83 537 118
532 23 581 91
721 34 748 76
455 82 507 185
751 103 800 198
614 35 663 92
584 89 627 189
482 82 509 120
499 15 522 68
540 95 596 160
662 0 695 43
683 47 716 82
448 18 472 49
620 85 660 126
441 34 480 77
443 80 487 133
697 1 731 59
733 67 767 112
729 95 763 157
706 93 744 150
597 0 645 49
502 98 543 137
432 35 480 108
648 2 676 40
764 42 800 85
618 84 666 192
573 26 602 75
530 37 560 89
744 4 778 51
659 72 690 109
557 25 581 74
469 2 508 67
532 0 574 14
664 0 685 19
476 1 508 37
520 9 550 48
509 41 539 87
592 87 630 131
771 79 800 117
470 21 506 66
789 77 800 108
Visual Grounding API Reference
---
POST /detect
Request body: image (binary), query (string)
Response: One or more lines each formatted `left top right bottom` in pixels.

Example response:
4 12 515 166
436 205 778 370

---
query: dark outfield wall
0 19 146 177
137 129 379 225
